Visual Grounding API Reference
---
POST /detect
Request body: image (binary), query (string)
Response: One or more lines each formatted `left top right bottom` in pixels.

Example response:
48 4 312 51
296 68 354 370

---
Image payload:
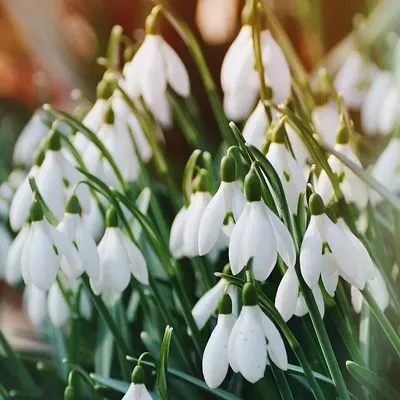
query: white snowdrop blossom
123 6 190 128
334 50 375 109
351 265 389 313
192 268 238 330
221 23 291 121
24 285 48 328
21 201 83 291
275 267 325 322
229 170 296 281
169 206 188 259
122 365 152 400
90 207 148 297
266 120 307 213
229 283 288 383
300 194 373 292
198 155 245 255
203 293 235 388
316 123 368 209
312 101 340 147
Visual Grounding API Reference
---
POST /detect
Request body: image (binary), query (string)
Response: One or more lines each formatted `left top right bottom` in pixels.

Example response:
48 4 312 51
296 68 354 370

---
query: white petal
231 182 246 221
48 281 70 327
275 267 298 322
312 102 340 147
122 235 148 285
202 314 234 388
169 207 188 259
122 383 152 400
24 285 48 327
368 266 389 312
378 86 400 135
127 114 152 162
294 293 308 317
242 102 269 150
223 89 258 122
300 216 323 288
321 255 339 297
351 286 363 313
312 285 325 319
82 196 105 242
82 98 108 133
286 123 309 167
162 38 190 97
228 308 244 373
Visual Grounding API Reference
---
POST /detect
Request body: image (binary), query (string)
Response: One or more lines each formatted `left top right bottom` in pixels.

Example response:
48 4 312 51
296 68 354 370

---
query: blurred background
0 0 385 351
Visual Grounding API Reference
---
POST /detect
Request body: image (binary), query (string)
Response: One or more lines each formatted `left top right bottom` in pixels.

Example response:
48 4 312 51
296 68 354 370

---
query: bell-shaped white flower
300 194 371 291
192 267 238 330
266 120 307 213
21 201 83 291
361 71 392 135
36 131 90 220
377 85 400 136
123 6 190 128
312 101 340 146
5 223 30 286
370 138 400 204
8 169 27 191
24 285 48 328
122 366 152 400
13 109 48 167
169 206 188 259
0 225 12 278
275 267 325 321
316 121 368 209
229 170 296 281
229 283 287 383
199 155 245 255
334 50 375 109
203 293 235 389
9 151 44 232
57 195 100 282
351 265 389 313
90 207 148 297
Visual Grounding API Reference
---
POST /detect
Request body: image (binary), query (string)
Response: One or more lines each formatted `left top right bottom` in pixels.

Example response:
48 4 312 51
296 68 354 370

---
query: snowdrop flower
229 283 288 383
377 86 400 136
0 225 12 278
90 207 148 297
122 365 152 400
275 267 324 322
316 120 368 209
13 109 48 167
5 223 30 285
334 50 375 109
8 169 26 191
203 293 235 388
24 285 48 328
300 194 373 291
21 201 83 291
199 155 245 255
72 80 113 155
36 131 91 220
361 71 392 135
229 169 296 281
123 5 190 128
169 206 188 259
192 265 238 330
9 150 44 232
312 101 340 146
266 119 307 213
57 195 101 282
351 265 389 313
47 275 92 327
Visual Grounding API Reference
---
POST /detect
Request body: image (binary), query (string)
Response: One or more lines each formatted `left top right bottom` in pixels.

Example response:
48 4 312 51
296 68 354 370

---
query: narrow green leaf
157 326 173 400
182 149 202 207
346 361 400 400
28 177 58 226
132 187 151 239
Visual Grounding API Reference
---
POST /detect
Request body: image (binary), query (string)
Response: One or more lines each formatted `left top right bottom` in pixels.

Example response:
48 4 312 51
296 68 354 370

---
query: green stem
270 363 295 400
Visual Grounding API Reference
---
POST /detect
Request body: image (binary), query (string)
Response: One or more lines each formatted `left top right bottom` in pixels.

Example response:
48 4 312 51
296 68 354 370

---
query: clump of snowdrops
0 1 400 399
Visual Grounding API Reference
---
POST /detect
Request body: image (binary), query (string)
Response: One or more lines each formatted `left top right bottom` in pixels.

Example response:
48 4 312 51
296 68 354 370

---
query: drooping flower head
122 365 152 400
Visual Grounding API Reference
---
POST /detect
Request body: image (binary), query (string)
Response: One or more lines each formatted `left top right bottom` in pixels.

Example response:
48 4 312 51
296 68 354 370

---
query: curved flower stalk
123 6 190 128
12 109 49 167
229 168 296 281
316 119 368 209
21 201 83 291
90 207 148 298
311 100 340 147
198 154 245 255
351 265 389 313
361 70 393 136
228 283 288 384
122 365 152 400
266 119 307 213
0 224 12 278
275 266 325 322
300 193 374 293
202 293 236 388
221 5 291 121
333 50 375 110
23 285 48 328
192 266 238 330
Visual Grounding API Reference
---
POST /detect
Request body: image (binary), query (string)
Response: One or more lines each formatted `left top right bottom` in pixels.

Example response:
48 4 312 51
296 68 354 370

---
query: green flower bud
220 155 237 183
96 80 114 100
106 206 118 227
244 170 261 202
131 365 145 384
103 104 115 125
65 195 80 214
48 131 61 151
218 293 232 315
145 5 163 34
222 264 231 275
271 118 287 144
30 201 44 222
309 193 325 216
242 282 258 306
34 149 45 167
335 116 349 145
124 46 135 63
193 169 209 193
